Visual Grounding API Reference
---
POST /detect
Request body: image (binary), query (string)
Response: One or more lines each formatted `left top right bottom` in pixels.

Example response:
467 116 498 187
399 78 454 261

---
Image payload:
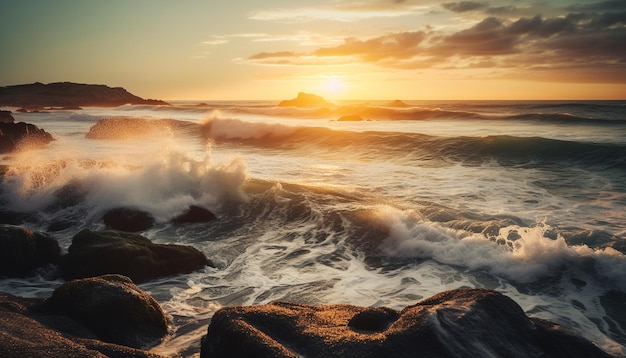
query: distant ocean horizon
1 99 625 356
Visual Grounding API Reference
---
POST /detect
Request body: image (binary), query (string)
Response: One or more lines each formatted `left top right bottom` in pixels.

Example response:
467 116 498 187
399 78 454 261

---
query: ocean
1 100 625 356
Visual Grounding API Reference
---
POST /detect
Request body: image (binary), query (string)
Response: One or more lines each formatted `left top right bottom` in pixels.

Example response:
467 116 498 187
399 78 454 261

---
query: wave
375 206 626 290
200 117 626 169
103 101 626 128
0 144 248 224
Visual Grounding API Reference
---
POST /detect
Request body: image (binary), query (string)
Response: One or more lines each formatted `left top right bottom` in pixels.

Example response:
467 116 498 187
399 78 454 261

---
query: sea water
0 100 625 356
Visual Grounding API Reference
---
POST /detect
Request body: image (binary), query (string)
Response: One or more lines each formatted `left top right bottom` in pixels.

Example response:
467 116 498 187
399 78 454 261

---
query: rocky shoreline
0 225 614 357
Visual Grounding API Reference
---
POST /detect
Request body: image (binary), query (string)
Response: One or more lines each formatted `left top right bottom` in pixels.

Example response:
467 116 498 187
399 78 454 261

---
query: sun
323 75 346 97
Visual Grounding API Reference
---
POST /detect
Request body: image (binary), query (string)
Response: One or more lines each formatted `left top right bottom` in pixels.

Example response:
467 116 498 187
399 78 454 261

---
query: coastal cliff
0 82 169 110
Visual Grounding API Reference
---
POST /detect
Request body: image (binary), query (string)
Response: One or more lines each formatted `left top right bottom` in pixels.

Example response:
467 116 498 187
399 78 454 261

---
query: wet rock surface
201 288 611 358
62 229 212 283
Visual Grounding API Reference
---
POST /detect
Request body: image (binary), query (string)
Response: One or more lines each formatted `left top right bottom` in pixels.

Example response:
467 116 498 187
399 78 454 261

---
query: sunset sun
324 75 346 96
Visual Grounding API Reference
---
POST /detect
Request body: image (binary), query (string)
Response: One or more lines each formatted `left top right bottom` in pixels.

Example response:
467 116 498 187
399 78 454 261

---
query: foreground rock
201 288 610 358
0 110 54 153
103 207 155 232
278 92 331 108
0 82 169 109
62 229 212 283
0 225 60 277
0 276 165 357
44 274 169 348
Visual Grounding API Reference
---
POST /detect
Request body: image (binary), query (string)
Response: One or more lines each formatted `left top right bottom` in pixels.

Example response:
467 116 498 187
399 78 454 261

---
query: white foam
1 138 249 223
377 206 626 290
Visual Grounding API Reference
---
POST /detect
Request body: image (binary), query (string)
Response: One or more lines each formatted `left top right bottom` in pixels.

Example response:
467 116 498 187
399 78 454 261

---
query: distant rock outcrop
0 82 170 110
338 114 365 121
278 92 331 108
0 110 54 153
201 288 610 358
62 229 212 283
387 99 409 107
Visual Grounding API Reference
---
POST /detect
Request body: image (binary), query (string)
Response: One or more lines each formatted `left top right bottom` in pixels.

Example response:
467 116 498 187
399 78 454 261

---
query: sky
1 0 625 100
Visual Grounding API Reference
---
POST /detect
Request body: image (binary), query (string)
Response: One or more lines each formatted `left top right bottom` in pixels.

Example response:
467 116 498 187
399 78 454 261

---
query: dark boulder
0 225 60 277
0 110 14 123
171 205 217 224
103 207 155 232
0 119 54 153
47 180 88 210
62 229 212 283
0 289 164 357
44 274 168 348
201 288 610 358
0 210 34 225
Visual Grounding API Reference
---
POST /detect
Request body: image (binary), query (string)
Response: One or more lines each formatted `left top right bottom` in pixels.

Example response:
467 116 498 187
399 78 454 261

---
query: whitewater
1 100 625 356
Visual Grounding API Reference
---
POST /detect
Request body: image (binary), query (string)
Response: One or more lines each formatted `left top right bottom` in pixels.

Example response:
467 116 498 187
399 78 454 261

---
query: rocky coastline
0 82 170 111
0 220 614 357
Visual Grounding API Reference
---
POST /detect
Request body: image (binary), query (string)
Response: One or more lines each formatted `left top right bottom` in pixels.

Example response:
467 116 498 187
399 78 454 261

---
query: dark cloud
506 15 574 37
245 6 626 82
566 0 626 12
485 6 519 15
442 1 487 13
438 17 519 56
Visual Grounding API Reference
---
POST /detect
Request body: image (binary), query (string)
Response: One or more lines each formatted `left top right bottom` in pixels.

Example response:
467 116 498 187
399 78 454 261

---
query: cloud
314 31 427 60
243 6 626 82
249 51 300 60
202 36 229 45
566 0 626 12
442 2 488 13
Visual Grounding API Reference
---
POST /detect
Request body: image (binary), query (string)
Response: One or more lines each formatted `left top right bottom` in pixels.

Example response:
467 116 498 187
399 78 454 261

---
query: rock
386 99 409 107
171 205 217 224
103 207 155 232
200 288 610 358
0 225 60 277
0 290 164 357
338 114 364 121
0 210 34 225
85 117 192 140
278 92 331 108
0 110 14 123
44 274 168 348
347 307 399 332
0 120 55 153
62 229 212 283
47 180 88 210
0 82 170 108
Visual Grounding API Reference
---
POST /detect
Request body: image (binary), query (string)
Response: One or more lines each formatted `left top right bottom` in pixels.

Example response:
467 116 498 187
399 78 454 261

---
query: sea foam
377 206 626 290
